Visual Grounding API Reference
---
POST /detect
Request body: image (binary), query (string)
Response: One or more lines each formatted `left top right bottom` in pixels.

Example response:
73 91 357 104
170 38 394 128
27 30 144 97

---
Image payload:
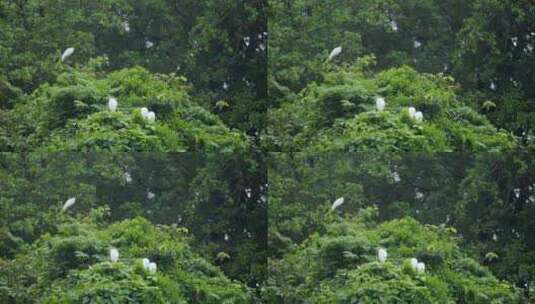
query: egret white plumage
414 111 423 122
148 262 157 273
147 111 156 122
377 248 387 263
147 190 155 200
375 97 386 112
109 248 119 262
145 40 154 49
108 97 118 112
142 258 150 270
124 172 132 184
416 262 425 273
331 197 344 211
140 107 149 118
62 197 76 211
410 258 418 271
61 47 75 62
490 82 496 91
327 46 342 61
414 40 422 48
408 107 416 118
122 20 130 33
390 20 399 32
224 233 229 242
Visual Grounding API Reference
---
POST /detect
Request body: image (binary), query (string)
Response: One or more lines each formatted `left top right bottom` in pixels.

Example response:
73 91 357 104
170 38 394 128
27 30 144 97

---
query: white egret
142 258 150 270
375 97 386 112
408 107 416 118
108 97 118 112
331 197 344 211
223 82 229 90
492 233 498 242
62 197 76 211
109 248 119 262
147 190 155 200
147 111 156 122
416 262 425 273
243 36 250 47
224 233 229 242
122 20 130 33
124 172 132 184
61 47 75 62
148 262 157 273
414 111 423 122
511 37 518 47
140 107 149 119
410 258 418 271
490 82 496 91
145 40 154 49
377 248 387 263
327 46 342 61
414 40 422 48
390 20 399 32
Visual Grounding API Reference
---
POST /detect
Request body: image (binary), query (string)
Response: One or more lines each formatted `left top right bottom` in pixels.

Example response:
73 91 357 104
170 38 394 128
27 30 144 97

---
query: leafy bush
0 213 252 303
265 208 523 303
267 64 515 152
4 65 247 152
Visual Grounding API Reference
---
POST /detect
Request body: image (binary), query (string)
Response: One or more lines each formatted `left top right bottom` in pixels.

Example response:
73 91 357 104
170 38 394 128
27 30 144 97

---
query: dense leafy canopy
267 152 535 301
265 209 523 303
267 62 515 152
0 0 266 139
2 63 247 152
0 152 267 296
269 0 534 142
1 213 252 303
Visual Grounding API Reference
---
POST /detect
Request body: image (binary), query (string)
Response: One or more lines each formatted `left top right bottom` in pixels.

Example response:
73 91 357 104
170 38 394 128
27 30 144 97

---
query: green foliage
4 65 247 152
265 209 523 303
0 0 266 133
267 65 516 152
0 214 252 303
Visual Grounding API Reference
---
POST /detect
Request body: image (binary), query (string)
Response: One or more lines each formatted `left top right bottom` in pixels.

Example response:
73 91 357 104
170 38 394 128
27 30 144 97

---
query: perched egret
147 111 156 122
410 258 418 271
223 82 229 90
108 97 118 112
414 111 423 122
122 20 130 33
62 197 76 211
327 46 342 61
414 40 422 48
142 258 150 270
61 47 75 62
148 262 157 273
492 233 498 242
140 107 149 119
377 248 387 263
490 82 496 91
145 40 154 49
511 37 518 47
416 262 425 273
375 97 386 112
243 36 251 47
147 190 155 200
390 20 399 32
110 248 119 262
124 172 132 184
224 233 229 242
408 107 416 118
331 197 344 211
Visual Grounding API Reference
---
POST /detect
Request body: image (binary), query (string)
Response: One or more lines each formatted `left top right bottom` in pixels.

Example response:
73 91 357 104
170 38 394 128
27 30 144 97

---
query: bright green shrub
0 214 252 303
265 208 523 303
